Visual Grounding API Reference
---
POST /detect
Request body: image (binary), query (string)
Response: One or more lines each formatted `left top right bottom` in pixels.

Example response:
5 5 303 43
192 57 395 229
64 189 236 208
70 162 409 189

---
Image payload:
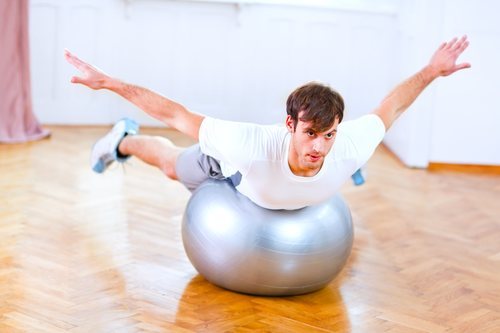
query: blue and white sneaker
90 118 139 173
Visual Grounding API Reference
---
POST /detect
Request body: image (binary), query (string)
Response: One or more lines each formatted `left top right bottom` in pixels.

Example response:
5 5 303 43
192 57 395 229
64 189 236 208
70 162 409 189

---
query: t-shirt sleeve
198 117 265 172
334 114 386 168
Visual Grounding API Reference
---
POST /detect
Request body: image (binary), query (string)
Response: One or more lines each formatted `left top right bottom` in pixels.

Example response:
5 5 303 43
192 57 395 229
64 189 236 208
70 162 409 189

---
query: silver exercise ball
181 179 353 296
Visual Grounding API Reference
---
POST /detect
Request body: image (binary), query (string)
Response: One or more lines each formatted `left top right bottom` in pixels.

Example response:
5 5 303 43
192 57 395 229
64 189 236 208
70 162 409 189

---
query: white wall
383 0 500 167
28 0 500 166
430 0 500 165
29 0 398 126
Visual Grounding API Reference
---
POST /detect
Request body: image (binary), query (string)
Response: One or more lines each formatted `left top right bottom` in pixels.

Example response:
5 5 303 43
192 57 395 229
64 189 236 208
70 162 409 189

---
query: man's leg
91 119 221 192
118 135 183 180
90 118 182 179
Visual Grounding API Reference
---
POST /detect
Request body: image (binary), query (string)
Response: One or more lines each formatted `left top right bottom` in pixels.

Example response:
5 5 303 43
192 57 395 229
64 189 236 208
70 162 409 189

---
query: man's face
286 113 339 177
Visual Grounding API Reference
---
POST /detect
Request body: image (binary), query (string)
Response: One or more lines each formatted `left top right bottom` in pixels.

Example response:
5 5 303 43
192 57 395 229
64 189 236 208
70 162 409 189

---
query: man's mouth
308 154 322 162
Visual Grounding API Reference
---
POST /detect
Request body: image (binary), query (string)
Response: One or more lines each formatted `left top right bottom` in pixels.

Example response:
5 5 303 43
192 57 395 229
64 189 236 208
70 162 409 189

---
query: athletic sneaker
351 168 365 186
90 118 139 173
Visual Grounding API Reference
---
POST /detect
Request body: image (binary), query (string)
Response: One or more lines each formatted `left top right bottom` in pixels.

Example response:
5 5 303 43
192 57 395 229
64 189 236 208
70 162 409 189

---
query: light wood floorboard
1 125 499 332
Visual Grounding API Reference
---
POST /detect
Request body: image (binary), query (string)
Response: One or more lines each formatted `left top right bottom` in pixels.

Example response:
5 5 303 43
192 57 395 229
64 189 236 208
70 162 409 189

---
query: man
65 36 470 210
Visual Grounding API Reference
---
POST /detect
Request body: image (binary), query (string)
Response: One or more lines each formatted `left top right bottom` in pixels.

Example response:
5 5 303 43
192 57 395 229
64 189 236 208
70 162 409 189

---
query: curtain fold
0 0 49 143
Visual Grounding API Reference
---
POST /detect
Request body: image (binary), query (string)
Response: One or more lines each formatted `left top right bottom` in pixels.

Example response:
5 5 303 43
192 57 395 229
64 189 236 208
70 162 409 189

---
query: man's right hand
64 49 110 90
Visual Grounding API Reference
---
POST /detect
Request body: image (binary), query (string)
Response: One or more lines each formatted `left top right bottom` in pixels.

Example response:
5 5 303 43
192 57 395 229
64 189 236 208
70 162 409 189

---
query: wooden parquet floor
1 125 499 333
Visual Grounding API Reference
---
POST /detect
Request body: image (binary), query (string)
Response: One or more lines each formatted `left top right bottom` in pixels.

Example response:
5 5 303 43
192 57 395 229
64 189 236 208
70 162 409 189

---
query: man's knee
160 162 178 180
159 148 182 180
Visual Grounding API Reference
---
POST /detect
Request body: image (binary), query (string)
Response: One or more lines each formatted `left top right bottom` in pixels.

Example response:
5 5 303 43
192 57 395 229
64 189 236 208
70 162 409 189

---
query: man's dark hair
286 82 344 132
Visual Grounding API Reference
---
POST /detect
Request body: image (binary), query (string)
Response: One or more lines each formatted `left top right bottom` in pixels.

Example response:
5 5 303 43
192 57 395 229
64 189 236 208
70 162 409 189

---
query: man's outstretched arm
64 50 204 140
374 35 471 130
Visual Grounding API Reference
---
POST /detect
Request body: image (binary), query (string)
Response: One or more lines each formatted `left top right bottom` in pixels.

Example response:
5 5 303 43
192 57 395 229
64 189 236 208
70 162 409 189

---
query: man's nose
312 139 324 153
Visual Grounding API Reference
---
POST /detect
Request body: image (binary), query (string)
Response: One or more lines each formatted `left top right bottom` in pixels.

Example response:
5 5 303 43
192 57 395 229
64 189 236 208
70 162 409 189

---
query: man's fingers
65 54 82 69
64 49 88 71
70 76 86 85
445 37 458 49
458 40 470 53
456 62 471 71
452 36 467 52
432 36 471 77
64 49 78 64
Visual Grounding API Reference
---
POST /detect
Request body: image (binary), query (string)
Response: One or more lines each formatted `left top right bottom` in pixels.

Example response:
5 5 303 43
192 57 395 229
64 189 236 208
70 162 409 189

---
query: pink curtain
0 0 49 143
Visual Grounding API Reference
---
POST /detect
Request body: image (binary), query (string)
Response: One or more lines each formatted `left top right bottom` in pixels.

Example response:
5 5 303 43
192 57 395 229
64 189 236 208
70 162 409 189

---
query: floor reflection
174 274 351 332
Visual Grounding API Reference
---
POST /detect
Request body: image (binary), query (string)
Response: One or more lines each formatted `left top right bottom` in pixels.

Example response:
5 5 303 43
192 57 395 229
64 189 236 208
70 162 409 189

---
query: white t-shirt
199 114 386 210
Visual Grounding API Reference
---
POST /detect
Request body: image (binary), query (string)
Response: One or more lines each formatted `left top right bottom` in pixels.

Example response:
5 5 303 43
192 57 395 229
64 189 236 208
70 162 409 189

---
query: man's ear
285 115 295 133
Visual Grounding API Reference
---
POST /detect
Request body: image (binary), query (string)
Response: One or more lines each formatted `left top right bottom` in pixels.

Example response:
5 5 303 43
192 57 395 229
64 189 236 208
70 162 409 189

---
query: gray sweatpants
175 144 225 192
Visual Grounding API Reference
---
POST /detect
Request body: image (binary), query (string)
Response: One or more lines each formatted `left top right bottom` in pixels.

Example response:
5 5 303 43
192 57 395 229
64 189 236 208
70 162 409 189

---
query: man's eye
307 131 315 137
325 133 334 139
